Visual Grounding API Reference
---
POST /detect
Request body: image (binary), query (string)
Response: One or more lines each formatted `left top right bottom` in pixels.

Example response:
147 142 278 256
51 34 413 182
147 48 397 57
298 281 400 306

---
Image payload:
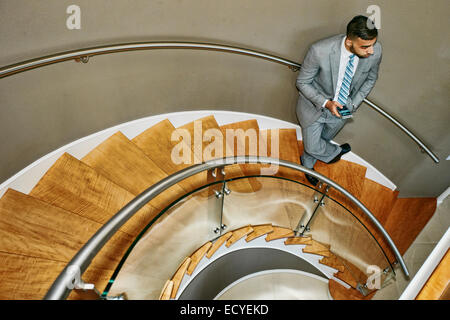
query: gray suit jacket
295 34 382 128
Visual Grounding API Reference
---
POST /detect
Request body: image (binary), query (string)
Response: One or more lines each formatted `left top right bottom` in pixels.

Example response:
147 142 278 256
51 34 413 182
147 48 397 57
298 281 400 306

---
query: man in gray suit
296 15 381 186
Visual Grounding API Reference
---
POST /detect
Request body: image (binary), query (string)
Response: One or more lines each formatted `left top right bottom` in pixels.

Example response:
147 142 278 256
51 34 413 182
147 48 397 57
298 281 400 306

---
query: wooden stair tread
159 280 174 300
260 129 303 181
220 119 262 191
359 179 399 226
265 226 295 241
0 252 65 300
206 232 233 258
333 253 369 289
284 236 312 246
133 119 196 170
29 153 158 237
302 240 332 257
220 119 260 158
319 255 345 273
384 197 437 255
178 115 227 162
273 129 301 164
298 140 368 197
335 269 358 289
178 115 254 193
329 279 376 300
0 251 114 300
187 242 212 275
314 159 367 204
0 189 133 270
246 224 274 242
297 139 367 196
132 119 207 193
31 182 112 224
82 131 186 210
226 226 254 247
170 257 191 299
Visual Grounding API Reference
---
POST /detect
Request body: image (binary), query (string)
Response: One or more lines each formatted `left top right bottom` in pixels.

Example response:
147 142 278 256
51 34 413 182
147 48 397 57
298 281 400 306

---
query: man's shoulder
310 34 344 51
374 40 382 54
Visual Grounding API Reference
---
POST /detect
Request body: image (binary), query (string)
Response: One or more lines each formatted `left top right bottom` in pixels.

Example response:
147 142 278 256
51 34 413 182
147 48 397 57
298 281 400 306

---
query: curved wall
214 269 331 300
178 248 329 300
0 1 449 196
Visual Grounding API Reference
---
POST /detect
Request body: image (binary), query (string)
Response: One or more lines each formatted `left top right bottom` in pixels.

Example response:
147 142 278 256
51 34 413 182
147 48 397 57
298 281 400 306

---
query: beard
357 53 370 59
350 45 371 59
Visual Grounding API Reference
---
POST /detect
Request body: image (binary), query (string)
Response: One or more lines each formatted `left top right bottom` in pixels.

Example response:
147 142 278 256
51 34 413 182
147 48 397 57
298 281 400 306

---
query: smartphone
338 105 353 119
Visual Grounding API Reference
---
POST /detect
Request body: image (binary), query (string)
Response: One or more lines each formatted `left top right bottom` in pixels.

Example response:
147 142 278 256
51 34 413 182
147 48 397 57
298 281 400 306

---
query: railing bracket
73 280 102 300
356 283 370 296
105 292 127 300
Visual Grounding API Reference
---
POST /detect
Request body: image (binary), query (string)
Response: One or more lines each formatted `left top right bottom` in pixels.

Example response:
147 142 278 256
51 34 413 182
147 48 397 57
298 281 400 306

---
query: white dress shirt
322 37 359 107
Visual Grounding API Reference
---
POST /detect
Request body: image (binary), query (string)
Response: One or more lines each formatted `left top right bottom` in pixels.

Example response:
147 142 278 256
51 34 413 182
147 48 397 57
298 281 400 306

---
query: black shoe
328 143 351 164
300 157 319 186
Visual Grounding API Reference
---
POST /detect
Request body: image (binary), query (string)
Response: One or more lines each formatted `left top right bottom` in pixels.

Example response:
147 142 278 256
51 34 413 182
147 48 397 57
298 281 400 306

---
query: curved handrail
0 41 439 163
0 41 300 78
362 99 440 163
44 156 409 300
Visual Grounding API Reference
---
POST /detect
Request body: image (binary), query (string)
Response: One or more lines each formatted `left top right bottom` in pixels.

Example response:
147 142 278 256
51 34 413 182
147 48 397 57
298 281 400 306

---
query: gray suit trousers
300 109 346 169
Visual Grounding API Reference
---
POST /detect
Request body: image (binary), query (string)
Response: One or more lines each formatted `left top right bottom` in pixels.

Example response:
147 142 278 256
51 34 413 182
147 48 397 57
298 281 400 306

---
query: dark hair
347 15 378 40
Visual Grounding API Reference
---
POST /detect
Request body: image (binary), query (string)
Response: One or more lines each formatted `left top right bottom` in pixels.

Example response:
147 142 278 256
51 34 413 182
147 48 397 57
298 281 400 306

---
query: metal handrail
0 41 439 163
0 41 300 78
44 156 409 300
363 99 440 163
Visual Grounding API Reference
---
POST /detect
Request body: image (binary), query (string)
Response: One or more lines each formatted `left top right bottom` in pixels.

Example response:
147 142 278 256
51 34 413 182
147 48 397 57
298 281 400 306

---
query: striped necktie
337 54 356 106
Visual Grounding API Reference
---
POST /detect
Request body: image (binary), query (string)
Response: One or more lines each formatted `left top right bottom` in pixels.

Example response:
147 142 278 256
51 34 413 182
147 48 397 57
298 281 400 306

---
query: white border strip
437 187 450 207
0 110 397 198
399 227 450 300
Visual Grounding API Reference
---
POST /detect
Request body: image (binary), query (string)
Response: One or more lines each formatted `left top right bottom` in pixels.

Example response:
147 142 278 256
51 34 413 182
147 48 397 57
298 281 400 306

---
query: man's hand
325 100 343 118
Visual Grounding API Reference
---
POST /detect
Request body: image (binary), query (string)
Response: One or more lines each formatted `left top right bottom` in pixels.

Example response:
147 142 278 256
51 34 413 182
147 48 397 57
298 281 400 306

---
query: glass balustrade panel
303 192 395 291
102 171 396 299
103 180 225 300
222 175 320 233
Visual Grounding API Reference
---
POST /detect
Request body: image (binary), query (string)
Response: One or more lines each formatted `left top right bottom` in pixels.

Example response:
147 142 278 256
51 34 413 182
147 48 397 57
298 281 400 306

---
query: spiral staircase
0 114 437 300
159 225 377 300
